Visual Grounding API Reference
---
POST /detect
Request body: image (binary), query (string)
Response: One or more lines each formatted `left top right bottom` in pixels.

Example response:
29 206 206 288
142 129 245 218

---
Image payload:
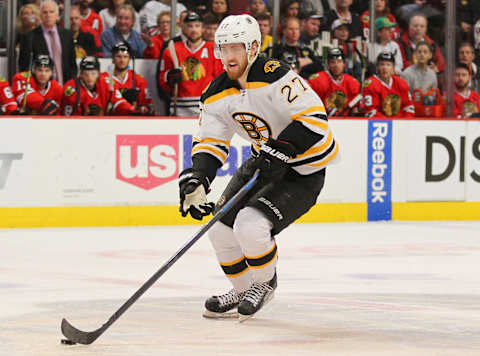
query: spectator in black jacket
320 0 363 39
70 5 102 57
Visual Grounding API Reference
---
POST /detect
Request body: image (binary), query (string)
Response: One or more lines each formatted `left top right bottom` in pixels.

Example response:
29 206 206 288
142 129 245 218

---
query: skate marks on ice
1 293 480 356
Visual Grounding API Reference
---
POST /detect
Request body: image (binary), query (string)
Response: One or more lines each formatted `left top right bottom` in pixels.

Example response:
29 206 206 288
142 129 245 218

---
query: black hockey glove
166 68 183 87
122 88 140 104
179 168 215 220
39 99 59 115
254 138 297 182
85 104 102 116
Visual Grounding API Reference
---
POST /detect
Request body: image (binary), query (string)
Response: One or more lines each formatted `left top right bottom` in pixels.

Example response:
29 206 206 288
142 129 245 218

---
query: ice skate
238 273 277 322
203 288 245 319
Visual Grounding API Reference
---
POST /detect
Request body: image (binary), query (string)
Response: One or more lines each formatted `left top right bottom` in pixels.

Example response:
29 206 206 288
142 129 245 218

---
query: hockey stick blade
60 170 260 345
61 318 105 345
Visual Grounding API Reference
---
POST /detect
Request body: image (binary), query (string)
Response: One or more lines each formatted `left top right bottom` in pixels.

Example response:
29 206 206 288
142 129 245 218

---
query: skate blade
238 292 275 323
202 310 239 319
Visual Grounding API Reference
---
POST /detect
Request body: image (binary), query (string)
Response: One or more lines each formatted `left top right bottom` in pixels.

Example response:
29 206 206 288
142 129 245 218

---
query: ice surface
1 221 480 355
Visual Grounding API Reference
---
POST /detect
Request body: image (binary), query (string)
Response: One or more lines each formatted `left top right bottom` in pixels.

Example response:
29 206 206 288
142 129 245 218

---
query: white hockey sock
233 207 277 284
208 221 253 292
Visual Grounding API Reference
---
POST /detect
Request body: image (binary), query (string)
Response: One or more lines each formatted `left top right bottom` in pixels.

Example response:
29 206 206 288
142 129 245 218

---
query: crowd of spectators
3 0 480 118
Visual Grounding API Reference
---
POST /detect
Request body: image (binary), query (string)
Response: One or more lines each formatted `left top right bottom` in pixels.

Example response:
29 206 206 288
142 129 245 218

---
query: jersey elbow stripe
290 139 337 167
307 141 339 167
293 130 333 160
220 257 249 277
245 243 278 269
192 145 228 163
193 136 231 148
294 117 329 133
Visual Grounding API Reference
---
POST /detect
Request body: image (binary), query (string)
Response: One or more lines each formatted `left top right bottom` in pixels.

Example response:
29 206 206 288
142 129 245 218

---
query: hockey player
158 12 223 116
361 51 415 118
101 42 155 115
178 15 339 321
62 56 137 116
0 78 19 114
308 47 361 116
453 62 480 118
11 55 62 115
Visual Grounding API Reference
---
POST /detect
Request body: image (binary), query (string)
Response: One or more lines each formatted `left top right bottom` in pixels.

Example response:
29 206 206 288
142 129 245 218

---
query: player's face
303 18 320 37
80 69 100 90
415 45 432 65
34 67 53 86
459 46 475 65
113 51 130 71
220 43 248 80
184 21 203 43
284 20 300 44
328 58 345 77
455 68 471 90
377 60 394 80
257 20 272 39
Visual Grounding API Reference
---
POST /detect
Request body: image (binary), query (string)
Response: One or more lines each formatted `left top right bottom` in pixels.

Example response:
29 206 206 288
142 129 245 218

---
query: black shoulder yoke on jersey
247 57 290 84
200 71 240 104
201 57 291 104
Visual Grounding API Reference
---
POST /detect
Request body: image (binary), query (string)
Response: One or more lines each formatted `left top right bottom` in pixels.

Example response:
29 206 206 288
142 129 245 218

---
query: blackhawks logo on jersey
232 112 272 146
326 90 348 113
181 57 206 81
383 94 401 116
64 86 76 97
462 100 479 117
264 60 281 73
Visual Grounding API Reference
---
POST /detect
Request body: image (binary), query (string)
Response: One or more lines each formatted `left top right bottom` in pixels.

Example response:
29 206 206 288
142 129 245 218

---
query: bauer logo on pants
367 121 392 221
116 135 179 190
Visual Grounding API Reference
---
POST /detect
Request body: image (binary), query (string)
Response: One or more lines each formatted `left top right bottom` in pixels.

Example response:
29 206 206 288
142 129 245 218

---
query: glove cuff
261 138 298 161
179 168 211 192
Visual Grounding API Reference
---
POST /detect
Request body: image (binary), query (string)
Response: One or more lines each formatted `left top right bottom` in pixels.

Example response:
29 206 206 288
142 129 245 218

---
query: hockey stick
167 39 179 116
61 170 260 345
21 52 34 112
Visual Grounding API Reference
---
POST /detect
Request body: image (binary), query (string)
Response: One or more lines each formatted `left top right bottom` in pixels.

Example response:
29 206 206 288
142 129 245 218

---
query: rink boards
0 117 479 227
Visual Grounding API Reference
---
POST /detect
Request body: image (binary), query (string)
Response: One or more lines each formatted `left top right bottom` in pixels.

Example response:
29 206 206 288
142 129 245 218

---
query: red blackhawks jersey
361 75 415 118
360 12 400 40
143 35 166 59
62 76 134 116
81 9 103 35
159 39 224 116
11 71 63 114
100 70 152 108
0 78 18 114
453 89 480 118
308 71 360 116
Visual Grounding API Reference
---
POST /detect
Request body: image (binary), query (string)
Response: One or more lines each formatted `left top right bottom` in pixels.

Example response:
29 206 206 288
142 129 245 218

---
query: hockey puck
61 339 76 345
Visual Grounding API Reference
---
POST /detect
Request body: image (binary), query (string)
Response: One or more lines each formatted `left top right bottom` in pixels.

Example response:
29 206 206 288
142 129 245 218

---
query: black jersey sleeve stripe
289 140 336 167
278 120 324 154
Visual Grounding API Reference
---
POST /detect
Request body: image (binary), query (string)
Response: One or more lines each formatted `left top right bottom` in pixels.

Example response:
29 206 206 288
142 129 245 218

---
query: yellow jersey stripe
204 87 241 105
192 145 228 162
292 105 327 118
246 82 269 89
193 137 230 147
294 117 329 131
308 142 339 167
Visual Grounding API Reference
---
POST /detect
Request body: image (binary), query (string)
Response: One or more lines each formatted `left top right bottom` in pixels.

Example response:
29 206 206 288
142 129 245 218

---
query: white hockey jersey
195 57 339 176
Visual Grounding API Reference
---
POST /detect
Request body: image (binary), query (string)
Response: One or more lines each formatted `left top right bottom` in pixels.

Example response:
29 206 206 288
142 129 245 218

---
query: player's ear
250 41 259 60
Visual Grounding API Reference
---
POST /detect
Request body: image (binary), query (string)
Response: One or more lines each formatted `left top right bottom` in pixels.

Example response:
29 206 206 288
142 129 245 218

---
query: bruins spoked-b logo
232 112 272 146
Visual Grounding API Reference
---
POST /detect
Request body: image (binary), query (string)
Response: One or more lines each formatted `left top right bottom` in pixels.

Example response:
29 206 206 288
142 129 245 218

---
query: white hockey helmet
214 14 261 65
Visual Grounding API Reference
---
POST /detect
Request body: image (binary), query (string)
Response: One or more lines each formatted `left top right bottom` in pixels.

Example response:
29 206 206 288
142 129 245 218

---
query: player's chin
225 69 242 80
